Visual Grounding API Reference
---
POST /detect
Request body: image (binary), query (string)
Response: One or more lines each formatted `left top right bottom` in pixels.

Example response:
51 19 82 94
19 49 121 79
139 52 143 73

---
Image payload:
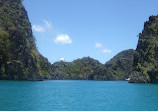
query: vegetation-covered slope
0 0 52 80
51 50 135 81
105 49 135 80
51 57 107 80
130 15 158 83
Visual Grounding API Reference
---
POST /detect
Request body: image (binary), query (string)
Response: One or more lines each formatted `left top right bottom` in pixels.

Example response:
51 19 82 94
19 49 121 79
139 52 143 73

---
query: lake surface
0 80 158 111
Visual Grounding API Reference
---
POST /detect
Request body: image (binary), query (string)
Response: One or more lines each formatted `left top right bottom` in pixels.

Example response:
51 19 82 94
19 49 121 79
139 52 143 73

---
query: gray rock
129 71 150 83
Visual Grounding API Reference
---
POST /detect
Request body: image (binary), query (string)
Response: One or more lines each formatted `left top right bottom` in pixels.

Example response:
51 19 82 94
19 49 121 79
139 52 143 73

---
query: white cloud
54 34 72 44
95 42 111 54
102 49 112 53
32 20 52 32
60 57 65 61
32 25 45 32
95 42 102 48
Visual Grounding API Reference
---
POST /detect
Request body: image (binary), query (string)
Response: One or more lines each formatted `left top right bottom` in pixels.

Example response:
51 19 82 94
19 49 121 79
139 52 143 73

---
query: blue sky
23 0 158 64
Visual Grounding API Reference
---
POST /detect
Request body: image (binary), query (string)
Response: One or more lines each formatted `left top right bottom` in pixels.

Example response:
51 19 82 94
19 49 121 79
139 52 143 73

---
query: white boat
125 78 130 81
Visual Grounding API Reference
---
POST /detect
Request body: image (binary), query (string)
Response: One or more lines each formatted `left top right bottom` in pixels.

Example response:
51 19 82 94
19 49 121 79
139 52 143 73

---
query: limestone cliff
0 0 52 80
130 15 158 83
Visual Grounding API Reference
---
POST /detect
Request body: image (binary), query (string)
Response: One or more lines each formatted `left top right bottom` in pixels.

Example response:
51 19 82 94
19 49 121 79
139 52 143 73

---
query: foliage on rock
105 49 135 80
131 15 158 83
51 57 107 80
0 0 52 80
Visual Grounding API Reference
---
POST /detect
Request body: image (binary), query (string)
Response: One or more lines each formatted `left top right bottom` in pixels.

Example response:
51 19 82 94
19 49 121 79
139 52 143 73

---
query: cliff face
130 15 158 83
0 0 52 80
105 49 135 80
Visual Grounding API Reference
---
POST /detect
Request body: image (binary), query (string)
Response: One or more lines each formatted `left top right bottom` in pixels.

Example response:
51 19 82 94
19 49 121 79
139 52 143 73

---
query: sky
23 0 158 64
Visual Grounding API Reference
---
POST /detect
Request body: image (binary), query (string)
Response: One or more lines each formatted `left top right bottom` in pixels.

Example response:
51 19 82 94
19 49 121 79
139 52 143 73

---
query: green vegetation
51 50 135 81
105 49 135 80
51 57 107 80
0 29 10 78
31 50 52 76
0 0 52 80
131 15 158 83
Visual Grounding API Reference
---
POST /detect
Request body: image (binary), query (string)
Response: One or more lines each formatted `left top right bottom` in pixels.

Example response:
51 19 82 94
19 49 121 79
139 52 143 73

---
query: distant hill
51 50 135 81
105 49 135 80
51 57 107 80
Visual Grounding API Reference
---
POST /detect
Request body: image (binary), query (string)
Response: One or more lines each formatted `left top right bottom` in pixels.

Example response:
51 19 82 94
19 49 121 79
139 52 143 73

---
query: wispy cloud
95 42 112 53
102 49 112 53
32 25 45 32
32 20 52 32
54 34 72 45
32 20 72 46
95 42 102 48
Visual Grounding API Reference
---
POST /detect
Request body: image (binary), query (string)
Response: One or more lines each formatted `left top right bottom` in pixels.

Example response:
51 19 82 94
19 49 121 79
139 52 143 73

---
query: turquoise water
0 80 158 111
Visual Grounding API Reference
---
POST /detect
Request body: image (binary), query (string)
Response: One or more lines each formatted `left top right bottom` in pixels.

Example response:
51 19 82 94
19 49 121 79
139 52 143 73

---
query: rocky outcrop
130 15 158 83
0 0 52 80
129 71 150 83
